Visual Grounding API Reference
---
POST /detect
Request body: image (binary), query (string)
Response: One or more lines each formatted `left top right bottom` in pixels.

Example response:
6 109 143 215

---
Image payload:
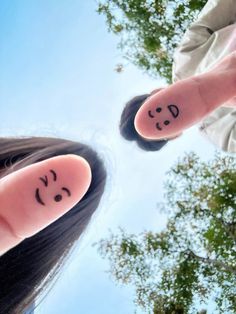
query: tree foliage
97 0 208 83
97 152 236 313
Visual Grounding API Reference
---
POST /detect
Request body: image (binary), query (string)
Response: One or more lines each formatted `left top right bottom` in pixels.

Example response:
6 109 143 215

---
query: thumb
135 53 236 140
0 154 92 255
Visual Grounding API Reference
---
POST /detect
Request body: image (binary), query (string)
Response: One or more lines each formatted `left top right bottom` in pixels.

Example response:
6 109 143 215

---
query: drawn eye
40 175 48 187
164 120 170 125
54 188 71 203
62 187 71 197
156 107 162 113
54 194 62 202
50 169 57 181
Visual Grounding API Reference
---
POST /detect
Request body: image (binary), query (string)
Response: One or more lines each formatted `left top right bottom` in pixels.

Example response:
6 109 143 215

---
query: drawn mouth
168 105 179 118
35 188 45 206
156 123 162 131
148 110 155 118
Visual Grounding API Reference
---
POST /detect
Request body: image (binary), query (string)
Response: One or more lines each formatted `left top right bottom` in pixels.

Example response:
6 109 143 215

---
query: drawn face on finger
35 169 71 206
148 104 179 131
134 99 180 140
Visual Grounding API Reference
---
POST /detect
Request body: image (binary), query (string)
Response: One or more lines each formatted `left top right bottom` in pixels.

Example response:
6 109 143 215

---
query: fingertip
0 154 93 239
134 105 154 140
60 154 92 199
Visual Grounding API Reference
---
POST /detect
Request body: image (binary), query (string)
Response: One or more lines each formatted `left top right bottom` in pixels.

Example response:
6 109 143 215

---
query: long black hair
120 94 168 151
0 137 107 314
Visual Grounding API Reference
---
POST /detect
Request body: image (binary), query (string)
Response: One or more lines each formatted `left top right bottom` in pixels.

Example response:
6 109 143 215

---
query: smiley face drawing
147 104 179 131
35 169 71 206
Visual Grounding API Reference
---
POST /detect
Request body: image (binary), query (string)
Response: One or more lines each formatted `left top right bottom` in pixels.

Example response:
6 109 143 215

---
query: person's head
0 136 107 314
120 89 182 151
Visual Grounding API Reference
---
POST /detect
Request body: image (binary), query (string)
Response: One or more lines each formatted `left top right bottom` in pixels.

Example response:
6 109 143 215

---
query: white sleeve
200 108 236 153
172 0 236 82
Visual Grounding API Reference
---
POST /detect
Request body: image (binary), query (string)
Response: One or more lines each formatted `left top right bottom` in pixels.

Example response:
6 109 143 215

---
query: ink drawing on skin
147 104 180 131
35 169 71 206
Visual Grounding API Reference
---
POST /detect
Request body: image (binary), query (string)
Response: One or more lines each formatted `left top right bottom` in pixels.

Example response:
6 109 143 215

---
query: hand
134 53 236 140
0 155 91 255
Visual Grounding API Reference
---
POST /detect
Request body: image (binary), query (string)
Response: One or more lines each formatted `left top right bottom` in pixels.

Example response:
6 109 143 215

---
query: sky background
0 1 223 313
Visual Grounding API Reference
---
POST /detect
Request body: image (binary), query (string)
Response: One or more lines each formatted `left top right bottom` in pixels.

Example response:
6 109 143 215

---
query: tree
97 0 208 84
96 152 236 313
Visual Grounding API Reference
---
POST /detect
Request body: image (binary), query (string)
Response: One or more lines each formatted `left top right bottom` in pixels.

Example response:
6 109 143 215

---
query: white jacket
172 0 236 152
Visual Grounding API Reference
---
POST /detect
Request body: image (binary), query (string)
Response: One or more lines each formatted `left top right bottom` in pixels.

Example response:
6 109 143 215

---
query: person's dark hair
0 137 107 314
120 94 168 151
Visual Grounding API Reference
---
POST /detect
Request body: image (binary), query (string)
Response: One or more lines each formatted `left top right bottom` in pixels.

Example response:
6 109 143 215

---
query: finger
135 56 236 140
134 77 207 140
0 154 92 255
150 87 165 95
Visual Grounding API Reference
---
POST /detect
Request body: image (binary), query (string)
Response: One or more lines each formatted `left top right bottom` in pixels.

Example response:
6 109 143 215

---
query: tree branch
189 250 236 274
197 207 236 244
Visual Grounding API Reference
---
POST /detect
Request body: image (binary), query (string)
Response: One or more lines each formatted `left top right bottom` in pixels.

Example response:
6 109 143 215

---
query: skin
135 52 236 140
150 88 182 140
0 154 92 255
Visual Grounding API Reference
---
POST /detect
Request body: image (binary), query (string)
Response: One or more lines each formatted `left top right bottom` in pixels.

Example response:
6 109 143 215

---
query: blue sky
0 1 220 313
